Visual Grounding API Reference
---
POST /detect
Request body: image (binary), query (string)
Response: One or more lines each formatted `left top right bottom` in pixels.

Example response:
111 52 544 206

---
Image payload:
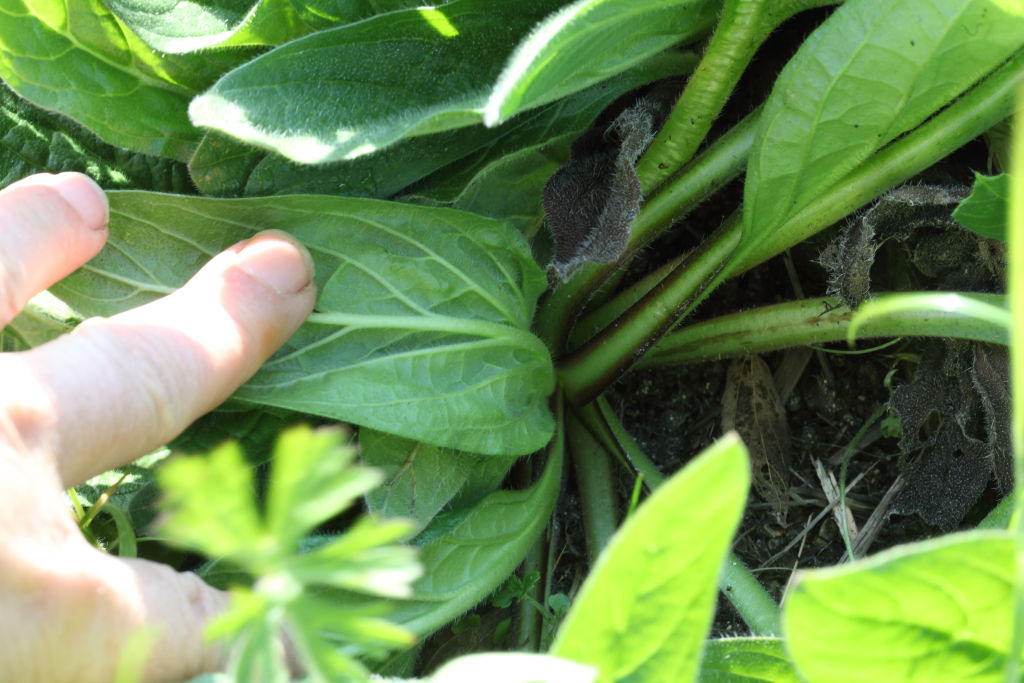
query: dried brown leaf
721 355 791 523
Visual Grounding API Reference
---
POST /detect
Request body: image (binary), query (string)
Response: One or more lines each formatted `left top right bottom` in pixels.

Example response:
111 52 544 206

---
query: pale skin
0 172 317 682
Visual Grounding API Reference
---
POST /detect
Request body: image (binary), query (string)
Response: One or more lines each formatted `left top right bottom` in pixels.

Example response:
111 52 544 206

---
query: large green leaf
0 0 248 159
741 0 1024 257
953 172 1010 241
384 426 563 637
483 0 717 126
105 0 427 54
50 192 554 455
188 0 567 163
360 428 517 532
191 52 693 199
0 82 190 191
550 435 750 683
699 639 798 683
784 532 1016 682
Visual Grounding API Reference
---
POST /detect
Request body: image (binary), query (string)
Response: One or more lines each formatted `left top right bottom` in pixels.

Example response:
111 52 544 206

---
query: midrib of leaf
756 0 971 228
335 214 524 322
15 0 193 97
751 3 889 226
304 311 548 357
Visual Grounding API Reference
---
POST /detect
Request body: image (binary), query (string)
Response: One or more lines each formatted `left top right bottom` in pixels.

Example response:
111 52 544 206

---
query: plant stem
719 553 782 636
1005 81 1024 683
516 542 544 651
635 294 1009 368
587 398 781 636
560 49 1024 405
535 109 758 354
733 49 1024 273
559 214 742 405
566 414 620 564
636 0 837 192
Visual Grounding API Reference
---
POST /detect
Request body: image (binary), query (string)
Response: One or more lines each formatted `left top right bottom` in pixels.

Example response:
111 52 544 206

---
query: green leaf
847 292 1010 346
953 172 1010 241
51 192 554 455
384 427 563 637
742 0 1024 256
192 52 692 199
284 517 420 596
189 0 584 163
699 638 798 683
105 0 427 53
0 82 190 191
428 653 598 683
264 425 381 547
158 441 264 558
360 429 517 531
482 0 717 126
550 434 749 683
74 448 170 540
2 292 78 351
105 0 304 53
784 531 1016 682
0 0 248 159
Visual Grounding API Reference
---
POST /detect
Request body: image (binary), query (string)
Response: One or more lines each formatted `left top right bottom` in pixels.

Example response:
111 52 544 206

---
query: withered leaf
818 184 972 309
721 355 791 523
890 342 991 530
972 343 1011 493
543 98 659 284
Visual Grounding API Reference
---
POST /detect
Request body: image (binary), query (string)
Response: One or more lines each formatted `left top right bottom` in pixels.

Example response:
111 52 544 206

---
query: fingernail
236 230 314 295
54 173 109 230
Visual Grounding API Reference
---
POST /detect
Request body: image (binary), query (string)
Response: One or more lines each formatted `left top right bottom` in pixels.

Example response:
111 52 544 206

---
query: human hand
0 173 316 682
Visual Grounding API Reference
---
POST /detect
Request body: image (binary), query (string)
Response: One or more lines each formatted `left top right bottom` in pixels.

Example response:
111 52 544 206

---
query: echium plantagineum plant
4 0 1024 680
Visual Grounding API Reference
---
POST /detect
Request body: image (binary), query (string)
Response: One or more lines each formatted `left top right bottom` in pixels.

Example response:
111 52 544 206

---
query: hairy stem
584 398 781 636
535 109 758 354
635 294 1009 368
636 0 838 192
560 49 1024 405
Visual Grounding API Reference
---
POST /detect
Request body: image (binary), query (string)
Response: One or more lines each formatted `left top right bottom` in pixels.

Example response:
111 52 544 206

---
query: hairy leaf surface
385 428 562 636
192 53 692 199
0 82 190 191
106 0 426 53
51 192 554 455
785 532 1015 681
483 0 717 126
360 429 517 531
551 435 749 683
0 0 248 159
742 0 1024 255
699 638 798 682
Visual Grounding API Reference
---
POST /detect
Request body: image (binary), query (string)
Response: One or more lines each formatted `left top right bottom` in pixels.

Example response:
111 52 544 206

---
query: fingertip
234 230 316 296
49 173 109 231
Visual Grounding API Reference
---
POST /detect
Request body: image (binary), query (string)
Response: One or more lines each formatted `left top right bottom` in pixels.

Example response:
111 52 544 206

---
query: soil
561 6 1007 639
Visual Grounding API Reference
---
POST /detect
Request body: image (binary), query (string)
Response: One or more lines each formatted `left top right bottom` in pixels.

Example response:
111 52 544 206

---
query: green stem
1004 80 1024 683
719 553 782 636
636 294 1009 368
566 413 620 563
535 109 759 354
560 49 1024 405
733 49 1024 274
588 398 781 636
516 543 544 651
636 0 837 192
559 215 742 405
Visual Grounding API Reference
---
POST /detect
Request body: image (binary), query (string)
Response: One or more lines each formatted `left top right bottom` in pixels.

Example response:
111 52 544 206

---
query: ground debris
889 341 1009 530
721 355 791 523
